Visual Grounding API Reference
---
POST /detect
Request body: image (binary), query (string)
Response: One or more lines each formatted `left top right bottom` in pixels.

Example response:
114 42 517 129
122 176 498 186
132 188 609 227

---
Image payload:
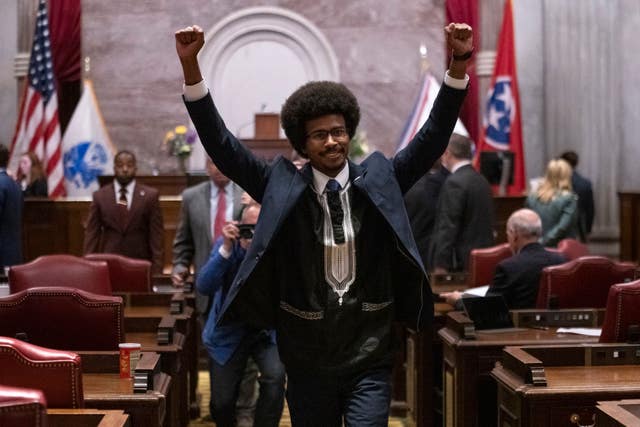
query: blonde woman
525 159 578 246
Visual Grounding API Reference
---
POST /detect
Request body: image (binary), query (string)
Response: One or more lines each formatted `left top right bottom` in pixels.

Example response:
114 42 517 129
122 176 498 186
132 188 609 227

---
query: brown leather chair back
0 336 84 408
599 279 640 343
536 256 637 309
0 384 48 427
9 255 112 295
0 287 124 351
85 253 152 292
467 243 512 287
557 238 589 260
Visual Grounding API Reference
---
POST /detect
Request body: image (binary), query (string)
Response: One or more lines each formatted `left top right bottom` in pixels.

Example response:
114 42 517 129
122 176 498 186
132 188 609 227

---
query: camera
237 224 255 239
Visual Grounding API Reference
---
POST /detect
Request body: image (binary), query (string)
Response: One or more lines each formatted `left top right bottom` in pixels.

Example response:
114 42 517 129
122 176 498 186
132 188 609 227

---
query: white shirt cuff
183 79 208 101
218 245 232 259
444 71 470 90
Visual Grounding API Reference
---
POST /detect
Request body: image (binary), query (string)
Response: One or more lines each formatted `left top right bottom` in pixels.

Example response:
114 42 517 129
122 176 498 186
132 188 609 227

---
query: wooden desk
122 287 199 419
22 197 181 273
124 332 185 427
405 302 454 427
492 344 640 427
596 399 640 426
438 309 602 427
79 351 169 427
47 409 130 427
124 299 196 426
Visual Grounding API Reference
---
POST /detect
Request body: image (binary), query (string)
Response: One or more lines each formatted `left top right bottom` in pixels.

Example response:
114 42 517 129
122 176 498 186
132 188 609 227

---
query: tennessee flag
62 79 115 196
476 0 525 195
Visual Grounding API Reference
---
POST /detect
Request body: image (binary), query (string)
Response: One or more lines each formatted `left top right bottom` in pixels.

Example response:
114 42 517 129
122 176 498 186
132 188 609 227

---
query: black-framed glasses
306 127 348 143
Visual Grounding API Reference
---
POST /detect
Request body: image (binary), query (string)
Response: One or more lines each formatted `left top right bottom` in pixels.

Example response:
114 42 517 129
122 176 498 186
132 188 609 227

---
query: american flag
10 0 64 198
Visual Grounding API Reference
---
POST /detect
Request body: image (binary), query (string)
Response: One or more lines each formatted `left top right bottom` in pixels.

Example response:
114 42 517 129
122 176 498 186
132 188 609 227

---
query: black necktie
118 187 128 206
325 179 345 244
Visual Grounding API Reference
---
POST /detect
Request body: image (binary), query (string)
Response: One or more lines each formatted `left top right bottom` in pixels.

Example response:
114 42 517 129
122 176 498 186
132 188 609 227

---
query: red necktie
213 186 226 241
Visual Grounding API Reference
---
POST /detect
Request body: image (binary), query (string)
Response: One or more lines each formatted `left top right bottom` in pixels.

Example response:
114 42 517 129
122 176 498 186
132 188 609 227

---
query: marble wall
80 0 449 173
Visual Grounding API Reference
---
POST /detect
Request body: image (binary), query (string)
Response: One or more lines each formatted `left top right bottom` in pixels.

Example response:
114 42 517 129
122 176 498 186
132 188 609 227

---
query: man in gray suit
172 157 243 309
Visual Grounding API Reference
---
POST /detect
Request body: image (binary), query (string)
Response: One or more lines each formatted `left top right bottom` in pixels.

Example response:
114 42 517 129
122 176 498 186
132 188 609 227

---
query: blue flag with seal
62 79 115 196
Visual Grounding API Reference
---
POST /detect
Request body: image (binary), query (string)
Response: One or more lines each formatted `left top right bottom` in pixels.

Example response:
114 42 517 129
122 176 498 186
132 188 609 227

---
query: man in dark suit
442 209 567 309
175 22 472 424
560 151 595 242
430 134 495 273
83 150 164 274
404 160 450 267
0 144 23 270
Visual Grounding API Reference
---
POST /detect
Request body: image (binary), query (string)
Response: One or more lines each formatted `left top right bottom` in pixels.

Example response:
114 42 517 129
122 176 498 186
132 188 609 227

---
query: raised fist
175 25 205 60
444 23 473 58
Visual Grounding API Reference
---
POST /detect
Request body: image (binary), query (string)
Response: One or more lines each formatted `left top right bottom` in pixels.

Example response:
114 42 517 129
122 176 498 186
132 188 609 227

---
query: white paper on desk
556 327 602 337
463 285 489 297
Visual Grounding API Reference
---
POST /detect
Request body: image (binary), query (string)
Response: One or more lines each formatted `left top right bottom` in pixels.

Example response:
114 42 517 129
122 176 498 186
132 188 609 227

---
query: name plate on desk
156 315 176 345
133 352 162 393
512 308 604 328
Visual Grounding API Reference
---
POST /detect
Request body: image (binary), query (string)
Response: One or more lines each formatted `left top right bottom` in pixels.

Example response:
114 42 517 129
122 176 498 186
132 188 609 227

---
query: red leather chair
85 253 152 292
0 385 48 427
0 336 84 408
536 256 637 309
0 287 124 351
9 255 112 295
466 243 513 287
599 279 640 343
556 238 589 260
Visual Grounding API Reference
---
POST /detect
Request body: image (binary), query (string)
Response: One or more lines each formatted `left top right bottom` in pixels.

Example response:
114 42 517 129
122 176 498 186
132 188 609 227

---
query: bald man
442 209 566 309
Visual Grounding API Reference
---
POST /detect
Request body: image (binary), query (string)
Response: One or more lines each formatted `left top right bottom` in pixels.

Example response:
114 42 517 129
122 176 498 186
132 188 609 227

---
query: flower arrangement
163 125 197 158
162 125 197 173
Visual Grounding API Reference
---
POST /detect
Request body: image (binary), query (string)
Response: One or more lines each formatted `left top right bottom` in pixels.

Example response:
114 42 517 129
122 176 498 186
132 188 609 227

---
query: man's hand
175 25 205 85
171 271 188 287
221 221 239 254
440 291 464 306
444 23 473 58
175 25 205 60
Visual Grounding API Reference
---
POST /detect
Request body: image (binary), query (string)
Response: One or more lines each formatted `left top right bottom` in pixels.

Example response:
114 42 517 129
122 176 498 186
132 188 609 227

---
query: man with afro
176 22 473 426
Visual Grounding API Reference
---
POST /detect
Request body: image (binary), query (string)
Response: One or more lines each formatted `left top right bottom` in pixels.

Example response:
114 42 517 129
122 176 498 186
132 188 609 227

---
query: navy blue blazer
0 170 23 268
185 83 467 332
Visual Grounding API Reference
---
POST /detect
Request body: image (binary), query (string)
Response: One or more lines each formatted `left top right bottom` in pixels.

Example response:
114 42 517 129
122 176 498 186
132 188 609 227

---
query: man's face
303 114 349 177
114 153 137 186
206 159 230 188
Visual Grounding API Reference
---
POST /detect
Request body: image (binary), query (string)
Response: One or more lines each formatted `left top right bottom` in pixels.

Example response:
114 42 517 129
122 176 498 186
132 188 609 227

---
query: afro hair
280 81 360 158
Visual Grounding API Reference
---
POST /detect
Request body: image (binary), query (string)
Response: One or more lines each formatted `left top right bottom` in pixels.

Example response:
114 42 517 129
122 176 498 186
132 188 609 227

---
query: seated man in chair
442 209 566 309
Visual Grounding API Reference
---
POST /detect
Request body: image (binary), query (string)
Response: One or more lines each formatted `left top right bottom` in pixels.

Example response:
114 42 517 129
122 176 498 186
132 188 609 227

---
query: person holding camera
196 203 285 427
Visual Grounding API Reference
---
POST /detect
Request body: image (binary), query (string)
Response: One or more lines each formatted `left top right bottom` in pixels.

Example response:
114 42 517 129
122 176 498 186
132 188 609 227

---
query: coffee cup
119 343 141 378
